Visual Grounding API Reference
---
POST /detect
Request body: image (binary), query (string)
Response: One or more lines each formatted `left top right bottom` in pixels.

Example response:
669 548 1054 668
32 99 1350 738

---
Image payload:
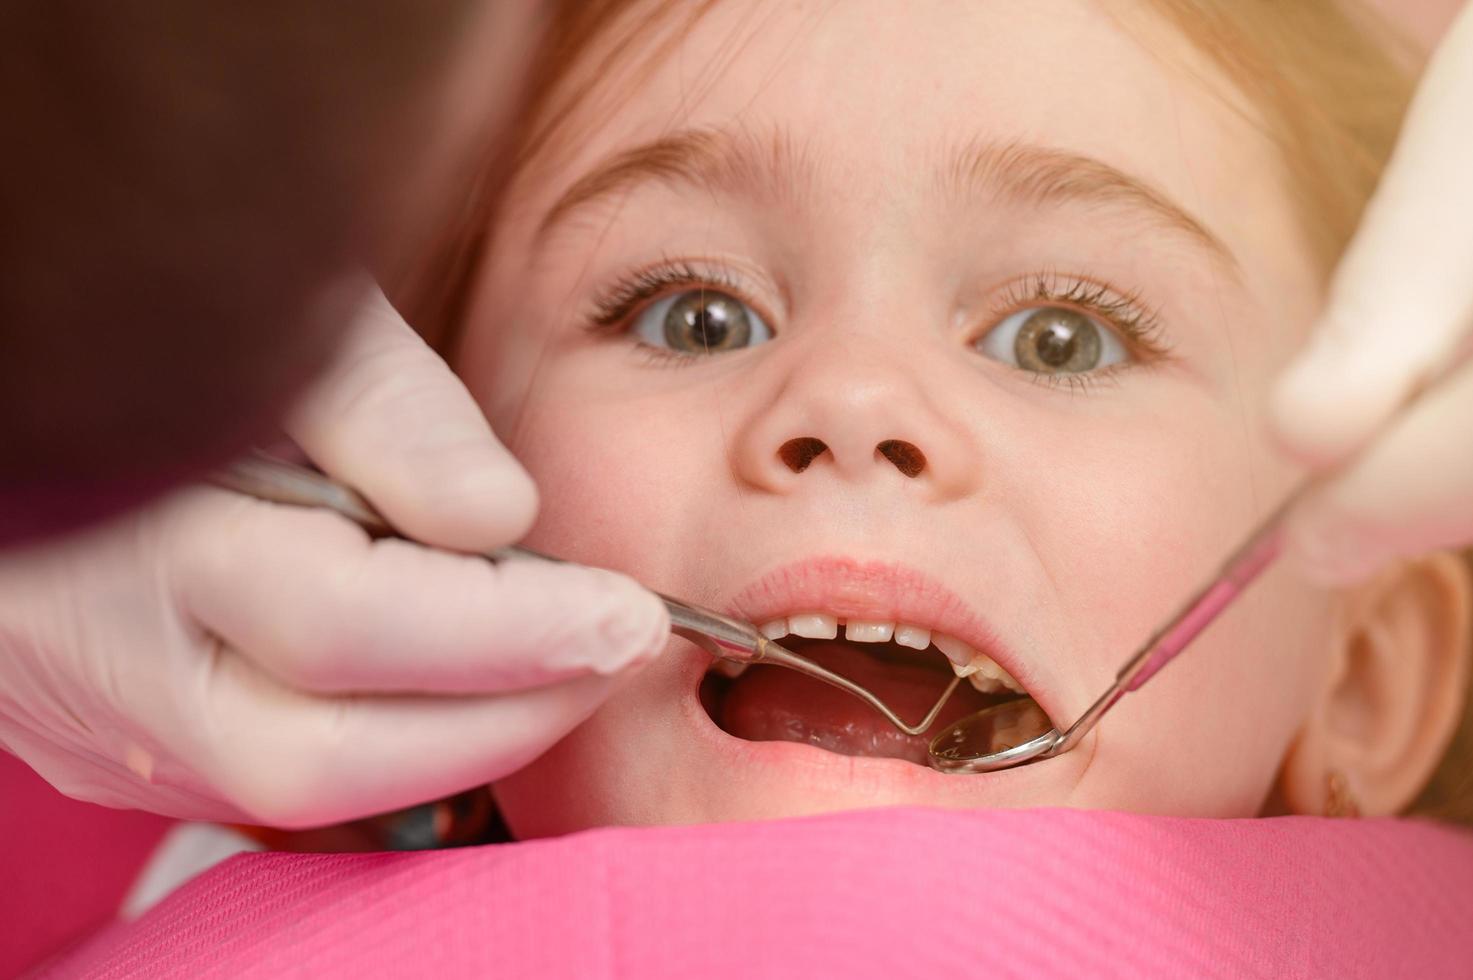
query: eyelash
982 269 1172 392
584 259 755 368
586 261 742 331
583 260 1170 381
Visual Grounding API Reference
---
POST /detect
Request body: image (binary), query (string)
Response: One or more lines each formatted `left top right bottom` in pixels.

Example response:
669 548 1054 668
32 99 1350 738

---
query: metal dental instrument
928 487 1302 773
210 451 962 738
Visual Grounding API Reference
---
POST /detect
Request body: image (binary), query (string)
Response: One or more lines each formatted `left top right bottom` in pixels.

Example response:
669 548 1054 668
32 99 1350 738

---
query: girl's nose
731 339 981 501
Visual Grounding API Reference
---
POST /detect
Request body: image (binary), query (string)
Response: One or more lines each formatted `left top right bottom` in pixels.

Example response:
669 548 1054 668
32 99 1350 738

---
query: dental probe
210 451 961 738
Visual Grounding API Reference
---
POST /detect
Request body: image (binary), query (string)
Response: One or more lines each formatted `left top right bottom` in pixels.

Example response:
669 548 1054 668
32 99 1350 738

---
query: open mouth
699 612 1029 766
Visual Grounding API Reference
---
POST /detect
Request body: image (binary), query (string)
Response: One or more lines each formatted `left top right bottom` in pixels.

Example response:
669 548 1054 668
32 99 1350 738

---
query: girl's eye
975 306 1127 375
632 288 773 354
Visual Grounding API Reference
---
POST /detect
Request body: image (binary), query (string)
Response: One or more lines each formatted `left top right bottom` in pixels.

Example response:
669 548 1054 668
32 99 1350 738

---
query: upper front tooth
932 632 978 672
893 624 931 650
787 613 838 639
759 619 790 640
844 620 894 643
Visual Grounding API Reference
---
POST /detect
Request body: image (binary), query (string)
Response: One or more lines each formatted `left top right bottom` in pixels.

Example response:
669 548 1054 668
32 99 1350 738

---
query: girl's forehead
511 0 1301 290
552 4 1248 168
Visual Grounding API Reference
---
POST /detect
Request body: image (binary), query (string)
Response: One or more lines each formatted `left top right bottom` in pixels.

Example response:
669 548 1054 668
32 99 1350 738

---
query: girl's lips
652 554 1067 782
642 554 1090 805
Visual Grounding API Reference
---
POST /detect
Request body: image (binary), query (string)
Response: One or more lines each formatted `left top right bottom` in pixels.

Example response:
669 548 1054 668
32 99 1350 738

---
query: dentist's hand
0 284 668 828
1272 4 1473 584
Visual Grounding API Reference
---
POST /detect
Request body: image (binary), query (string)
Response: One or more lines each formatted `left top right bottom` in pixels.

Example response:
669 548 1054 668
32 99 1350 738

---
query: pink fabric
37 807 1473 979
0 753 171 976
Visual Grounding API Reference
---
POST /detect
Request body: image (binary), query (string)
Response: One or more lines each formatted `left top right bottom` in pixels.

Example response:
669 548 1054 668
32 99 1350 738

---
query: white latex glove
0 283 668 828
1272 3 1473 585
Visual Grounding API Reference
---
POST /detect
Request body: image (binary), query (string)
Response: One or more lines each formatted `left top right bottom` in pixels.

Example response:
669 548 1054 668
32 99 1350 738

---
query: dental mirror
929 697 1057 773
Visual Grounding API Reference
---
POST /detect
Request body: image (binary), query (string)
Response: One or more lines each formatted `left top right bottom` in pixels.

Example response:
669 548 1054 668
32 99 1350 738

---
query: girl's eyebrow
944 138 1240 274
536 126 816 243
535 125 1239 273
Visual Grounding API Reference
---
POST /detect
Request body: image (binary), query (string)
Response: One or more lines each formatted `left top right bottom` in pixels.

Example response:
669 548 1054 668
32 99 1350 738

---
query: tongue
716 641 978 765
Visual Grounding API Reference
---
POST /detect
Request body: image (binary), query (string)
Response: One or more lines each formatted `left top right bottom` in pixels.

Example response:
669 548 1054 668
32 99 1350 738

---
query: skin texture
455 0 1468 836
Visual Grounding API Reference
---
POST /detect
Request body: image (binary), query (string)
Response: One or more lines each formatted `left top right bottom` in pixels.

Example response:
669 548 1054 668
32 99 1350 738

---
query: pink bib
38 808 1473 978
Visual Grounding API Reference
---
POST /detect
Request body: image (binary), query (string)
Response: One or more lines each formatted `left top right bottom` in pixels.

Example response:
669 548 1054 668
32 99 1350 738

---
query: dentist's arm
1272 3 1473 584
0 286 668 829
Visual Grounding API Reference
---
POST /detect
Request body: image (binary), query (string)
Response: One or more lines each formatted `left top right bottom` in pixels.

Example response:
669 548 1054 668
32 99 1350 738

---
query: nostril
877 439 926 478
778 437 829 473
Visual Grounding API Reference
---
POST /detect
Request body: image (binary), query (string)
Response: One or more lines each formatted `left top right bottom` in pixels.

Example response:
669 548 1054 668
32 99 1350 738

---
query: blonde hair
400 0 1473 821
1132 0 1415 268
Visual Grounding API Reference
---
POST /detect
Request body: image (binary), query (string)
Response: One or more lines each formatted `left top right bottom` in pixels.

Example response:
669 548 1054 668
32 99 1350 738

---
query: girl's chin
495 656 1091 837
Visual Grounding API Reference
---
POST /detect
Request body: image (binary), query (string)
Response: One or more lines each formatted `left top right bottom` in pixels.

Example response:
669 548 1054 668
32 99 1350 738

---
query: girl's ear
1279 552 1472 817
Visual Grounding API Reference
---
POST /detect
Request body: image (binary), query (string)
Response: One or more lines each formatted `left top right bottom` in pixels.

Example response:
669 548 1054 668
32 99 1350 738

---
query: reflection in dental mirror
928 698 1057 772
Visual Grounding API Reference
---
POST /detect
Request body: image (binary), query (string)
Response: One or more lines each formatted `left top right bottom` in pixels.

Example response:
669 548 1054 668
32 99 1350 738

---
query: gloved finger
1284 359 1473 585
1272 5 1473 465
190 648 633 828
171 489 668 695
2 723 239 822
285 277 538 551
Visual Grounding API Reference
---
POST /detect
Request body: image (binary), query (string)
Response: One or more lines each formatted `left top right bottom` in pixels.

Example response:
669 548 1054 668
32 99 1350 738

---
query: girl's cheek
493 383 703 579
1006 397 1267 642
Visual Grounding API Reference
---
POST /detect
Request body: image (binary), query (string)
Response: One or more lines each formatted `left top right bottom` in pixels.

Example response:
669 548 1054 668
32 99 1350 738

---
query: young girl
407 0 1473 839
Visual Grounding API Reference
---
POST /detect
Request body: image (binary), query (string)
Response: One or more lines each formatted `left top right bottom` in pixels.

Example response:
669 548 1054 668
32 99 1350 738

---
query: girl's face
459 0 1333 837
